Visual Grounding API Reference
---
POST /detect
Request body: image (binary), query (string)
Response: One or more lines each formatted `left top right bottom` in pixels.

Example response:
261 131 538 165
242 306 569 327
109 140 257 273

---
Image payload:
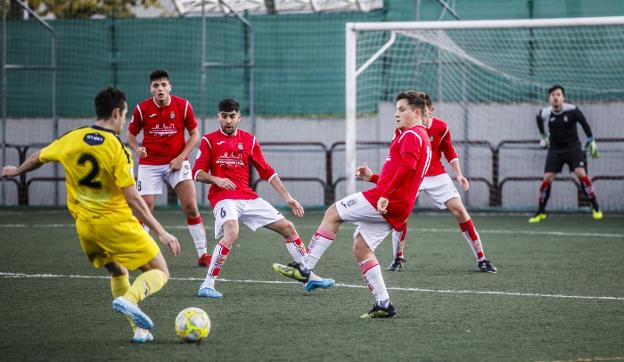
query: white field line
0 223 622 239
1 271 623 302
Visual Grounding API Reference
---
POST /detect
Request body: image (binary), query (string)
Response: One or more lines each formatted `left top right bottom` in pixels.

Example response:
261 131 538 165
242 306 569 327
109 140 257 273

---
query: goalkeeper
530 85 602 223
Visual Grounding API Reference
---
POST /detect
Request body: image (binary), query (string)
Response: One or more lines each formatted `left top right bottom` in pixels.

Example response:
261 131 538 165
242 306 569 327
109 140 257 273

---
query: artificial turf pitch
1 209 622 361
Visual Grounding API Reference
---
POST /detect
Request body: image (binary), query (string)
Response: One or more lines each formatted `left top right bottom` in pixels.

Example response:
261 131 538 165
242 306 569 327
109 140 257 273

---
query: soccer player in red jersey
358 96 497 273
274 90 432 318
127 69 210 268
192 98 335 298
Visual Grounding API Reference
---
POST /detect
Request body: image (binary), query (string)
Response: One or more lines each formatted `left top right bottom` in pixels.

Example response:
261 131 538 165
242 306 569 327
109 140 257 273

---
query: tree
11 0 161 19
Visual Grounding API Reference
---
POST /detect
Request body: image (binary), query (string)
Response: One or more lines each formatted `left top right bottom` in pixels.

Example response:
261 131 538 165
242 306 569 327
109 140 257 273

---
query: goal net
345 17 624 212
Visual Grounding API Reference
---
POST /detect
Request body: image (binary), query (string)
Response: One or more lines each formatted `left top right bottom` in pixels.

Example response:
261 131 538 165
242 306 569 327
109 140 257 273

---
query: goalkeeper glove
586 137 599 159
539 133 550 149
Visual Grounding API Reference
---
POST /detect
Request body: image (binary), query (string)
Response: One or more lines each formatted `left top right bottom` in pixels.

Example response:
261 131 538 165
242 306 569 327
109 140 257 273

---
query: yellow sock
111 274 131 298
123 269 168 305
111 274 137 331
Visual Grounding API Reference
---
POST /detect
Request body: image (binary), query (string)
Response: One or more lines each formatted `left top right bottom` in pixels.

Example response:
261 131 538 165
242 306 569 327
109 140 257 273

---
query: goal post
344 16 624 211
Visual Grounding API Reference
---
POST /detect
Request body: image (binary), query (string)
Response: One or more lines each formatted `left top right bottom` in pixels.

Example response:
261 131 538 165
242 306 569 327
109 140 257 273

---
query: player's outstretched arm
449 159 469 191
170 127 200 171
536 112 549 149
194 170 236 190
269 175 304 218
121 185 180 256
2 151 44 177
126 132 147 158
355 162 373 182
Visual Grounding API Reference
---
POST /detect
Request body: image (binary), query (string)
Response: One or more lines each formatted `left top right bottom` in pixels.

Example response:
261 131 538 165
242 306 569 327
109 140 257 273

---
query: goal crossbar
344 16 624 197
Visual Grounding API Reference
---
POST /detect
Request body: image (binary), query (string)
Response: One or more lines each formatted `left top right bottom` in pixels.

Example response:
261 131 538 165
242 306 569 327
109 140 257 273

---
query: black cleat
387 257 406 272
360 303 397 319
478 259 497 273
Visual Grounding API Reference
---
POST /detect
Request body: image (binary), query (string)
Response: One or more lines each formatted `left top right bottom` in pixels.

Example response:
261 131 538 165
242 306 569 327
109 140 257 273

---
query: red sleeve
192 136 212 180
381 132 422 199
184 101 198 132
440 127 458 163
128 105 144 136
251 138 276 180
370 174 379 184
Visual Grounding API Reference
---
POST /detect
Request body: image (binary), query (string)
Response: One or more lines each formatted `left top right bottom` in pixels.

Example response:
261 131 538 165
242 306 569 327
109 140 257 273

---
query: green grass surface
1 209 623 361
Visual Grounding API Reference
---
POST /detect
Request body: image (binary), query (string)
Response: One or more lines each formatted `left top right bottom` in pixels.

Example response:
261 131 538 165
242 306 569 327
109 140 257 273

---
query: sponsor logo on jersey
550 117 555 122
149 113 157 118
148 123 177 136
170 111 176 120
216 141 225 145
83 133 105 146
563 116 568 122
216 152 244 168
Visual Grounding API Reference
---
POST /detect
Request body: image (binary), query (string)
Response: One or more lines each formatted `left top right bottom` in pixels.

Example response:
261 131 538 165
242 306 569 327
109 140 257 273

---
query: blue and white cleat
304 278 335 292
131 328 154 343
197 287 223 298
112 297 153 330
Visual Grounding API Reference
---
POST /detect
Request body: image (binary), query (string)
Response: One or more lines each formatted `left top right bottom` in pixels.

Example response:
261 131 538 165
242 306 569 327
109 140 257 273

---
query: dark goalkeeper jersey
536 103 593 150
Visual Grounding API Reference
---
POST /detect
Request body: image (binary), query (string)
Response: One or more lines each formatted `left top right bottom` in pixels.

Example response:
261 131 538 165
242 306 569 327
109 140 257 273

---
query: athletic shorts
136 160 193 195
212 198 284 240
545 146 585 173
335 192 392 252
419 173 461 209
75 218 160 271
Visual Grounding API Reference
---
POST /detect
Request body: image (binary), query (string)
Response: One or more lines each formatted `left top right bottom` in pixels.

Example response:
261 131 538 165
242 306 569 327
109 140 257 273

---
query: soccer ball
175 307 211 342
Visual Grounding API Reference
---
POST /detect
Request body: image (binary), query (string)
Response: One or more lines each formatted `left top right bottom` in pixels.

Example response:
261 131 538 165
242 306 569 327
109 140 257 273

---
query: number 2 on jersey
77 153 102 189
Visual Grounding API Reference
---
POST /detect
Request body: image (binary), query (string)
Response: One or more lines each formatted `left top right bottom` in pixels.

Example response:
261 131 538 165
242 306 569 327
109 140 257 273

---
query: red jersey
363 124 431 229
425 117 458 177
128 95 198 165
192 128 276 207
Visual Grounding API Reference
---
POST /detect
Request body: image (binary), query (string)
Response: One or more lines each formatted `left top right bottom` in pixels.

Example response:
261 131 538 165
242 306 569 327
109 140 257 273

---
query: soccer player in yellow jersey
2 87 180 343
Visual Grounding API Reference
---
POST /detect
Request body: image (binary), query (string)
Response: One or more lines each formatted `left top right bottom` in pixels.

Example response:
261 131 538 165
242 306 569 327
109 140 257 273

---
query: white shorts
419 173 460 209
212 198 284 240
137 160 193 196
336 192 391 252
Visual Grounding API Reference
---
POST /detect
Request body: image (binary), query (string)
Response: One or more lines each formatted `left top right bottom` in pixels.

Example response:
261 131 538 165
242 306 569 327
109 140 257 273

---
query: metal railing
4 138 623 208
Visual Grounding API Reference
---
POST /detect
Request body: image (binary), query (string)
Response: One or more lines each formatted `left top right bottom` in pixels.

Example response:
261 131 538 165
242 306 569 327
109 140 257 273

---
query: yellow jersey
39 125 136 224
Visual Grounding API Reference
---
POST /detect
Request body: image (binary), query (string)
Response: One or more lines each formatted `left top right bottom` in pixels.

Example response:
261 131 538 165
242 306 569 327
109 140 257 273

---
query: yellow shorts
76 218 160 271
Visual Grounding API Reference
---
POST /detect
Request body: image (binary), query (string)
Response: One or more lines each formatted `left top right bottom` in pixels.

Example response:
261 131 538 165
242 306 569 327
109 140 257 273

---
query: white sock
187 217 207 257
460 220 485 262
284 234 306 263
200 276 215 290
207 242 230 277
302 228 335 272
391 230 401 259
359 257 390 306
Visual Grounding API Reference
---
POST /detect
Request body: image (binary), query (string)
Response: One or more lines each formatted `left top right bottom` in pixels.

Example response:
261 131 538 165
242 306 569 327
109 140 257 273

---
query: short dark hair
95 86 126 120
218 98 240 113
548 85 565 96
423 93 432 108
395 90 428 113
150 69 170 82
